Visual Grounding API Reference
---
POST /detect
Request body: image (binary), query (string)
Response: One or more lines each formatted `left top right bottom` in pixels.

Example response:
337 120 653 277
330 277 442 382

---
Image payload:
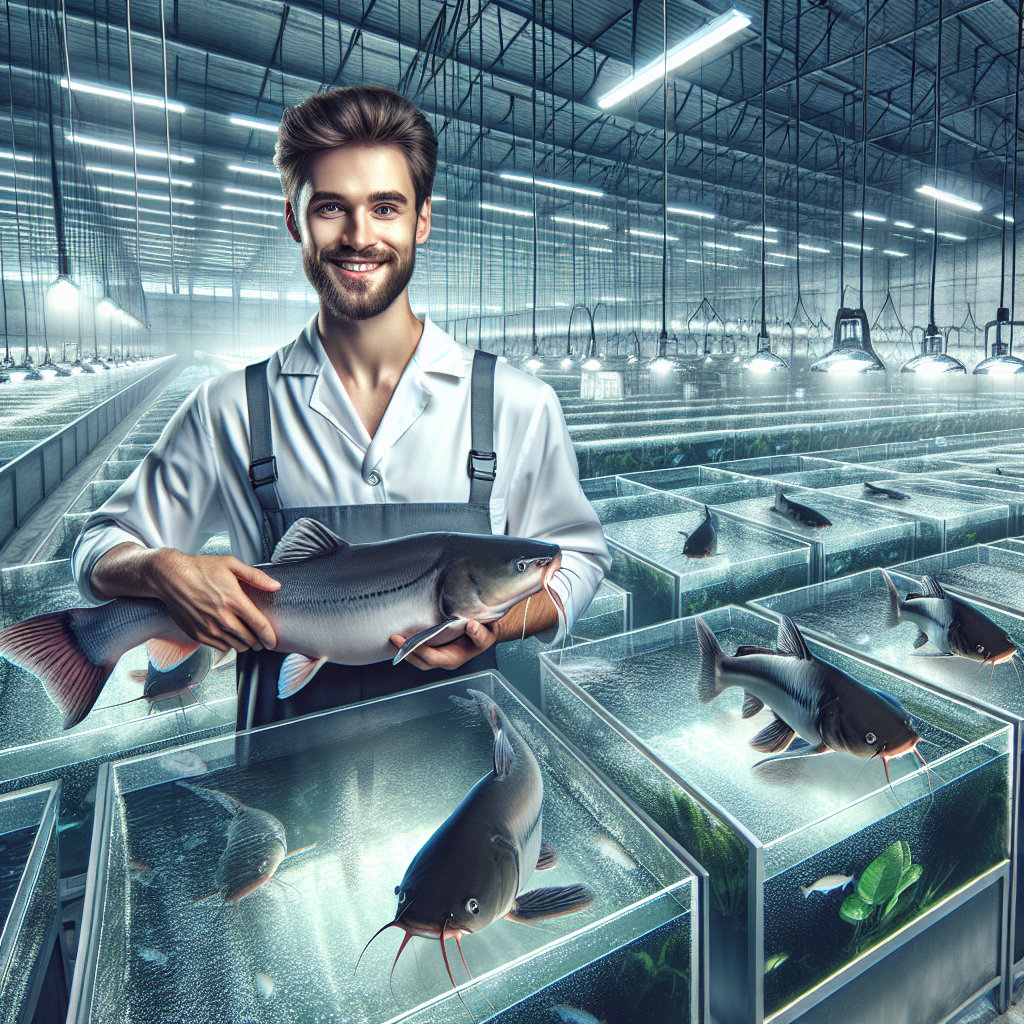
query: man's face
286 144 431 322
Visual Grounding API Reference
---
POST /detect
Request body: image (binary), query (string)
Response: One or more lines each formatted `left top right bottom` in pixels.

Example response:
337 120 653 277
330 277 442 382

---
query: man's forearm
90 542 168 602
493 588 559 643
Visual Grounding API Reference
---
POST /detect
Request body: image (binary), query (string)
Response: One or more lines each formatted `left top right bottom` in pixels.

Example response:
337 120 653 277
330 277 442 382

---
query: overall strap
467 350 498 505
245 359 282 513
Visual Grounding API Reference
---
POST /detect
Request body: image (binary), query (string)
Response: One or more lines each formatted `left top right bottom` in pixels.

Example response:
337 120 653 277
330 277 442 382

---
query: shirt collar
278 313 471 378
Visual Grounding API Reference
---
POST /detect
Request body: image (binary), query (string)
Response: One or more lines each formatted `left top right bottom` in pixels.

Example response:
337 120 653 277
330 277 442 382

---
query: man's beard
304 242 416 322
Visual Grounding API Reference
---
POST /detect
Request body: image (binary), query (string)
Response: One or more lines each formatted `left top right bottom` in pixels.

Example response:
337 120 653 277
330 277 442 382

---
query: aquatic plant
662 788 747 920
618 929 690 1017
839 840 922 954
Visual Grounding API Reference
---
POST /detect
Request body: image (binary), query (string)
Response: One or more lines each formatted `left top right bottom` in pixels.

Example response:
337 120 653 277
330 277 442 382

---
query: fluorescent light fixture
996 213 1015 223
883 249 908 257
224 186 281 201
667 206 715 219
588 246 613 253
230 115 280 133
764 261 786 266
61 77 186 113
631 251 663 259
0 151 31 163
67 133 194 163
87 165 191 186
705 241 740 250
552 216 608 230
939 231 967 241
227 163 278 179
480 202 533 217
773 253 797 260
852 211 886 222
920 227 935 234
798 243 830 253
214 218 277 230
894 220 915 228
597 8 751 108
842 240 874 250
630 228 678 240
916 185 982 212
735 233 777 243
221 205 279 216
430 195 447 202
95 185 194 204
498 172 603 197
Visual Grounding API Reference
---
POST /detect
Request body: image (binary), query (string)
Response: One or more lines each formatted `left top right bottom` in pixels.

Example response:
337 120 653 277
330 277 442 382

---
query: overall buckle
467 449 497 482
249 455 278 488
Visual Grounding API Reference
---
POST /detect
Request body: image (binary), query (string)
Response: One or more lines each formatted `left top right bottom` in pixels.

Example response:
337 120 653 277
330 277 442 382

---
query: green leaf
894 862 922 898
857 842 904 905
883 892 901 918
840 892 873 923
898 841 911 869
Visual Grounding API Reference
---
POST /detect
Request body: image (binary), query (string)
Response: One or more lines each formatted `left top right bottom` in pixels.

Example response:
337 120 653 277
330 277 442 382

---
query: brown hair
274 86 437 212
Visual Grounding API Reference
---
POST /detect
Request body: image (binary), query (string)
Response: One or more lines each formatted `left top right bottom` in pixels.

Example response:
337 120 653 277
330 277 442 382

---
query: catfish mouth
984 646 1018 666
460 553 563 621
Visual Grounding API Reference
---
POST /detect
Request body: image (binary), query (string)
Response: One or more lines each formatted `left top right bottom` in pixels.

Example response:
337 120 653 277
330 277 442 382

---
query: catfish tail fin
0 610 114 729
695 617 726 704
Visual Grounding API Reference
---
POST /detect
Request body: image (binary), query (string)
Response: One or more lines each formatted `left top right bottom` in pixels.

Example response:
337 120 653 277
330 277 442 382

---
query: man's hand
91 543 280 653
389 587 562 672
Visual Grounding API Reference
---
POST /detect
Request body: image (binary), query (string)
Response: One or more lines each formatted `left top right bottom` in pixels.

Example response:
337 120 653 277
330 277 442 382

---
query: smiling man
71 85 611 727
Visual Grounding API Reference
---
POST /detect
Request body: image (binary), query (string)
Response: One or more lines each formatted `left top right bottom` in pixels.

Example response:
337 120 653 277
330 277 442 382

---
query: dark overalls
235 349 500 731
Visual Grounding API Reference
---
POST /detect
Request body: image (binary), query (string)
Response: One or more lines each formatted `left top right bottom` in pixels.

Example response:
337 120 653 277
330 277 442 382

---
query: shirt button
367 471 381 486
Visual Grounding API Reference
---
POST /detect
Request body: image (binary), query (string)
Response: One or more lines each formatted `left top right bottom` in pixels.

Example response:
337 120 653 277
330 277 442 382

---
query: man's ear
285 200 302 243
415 196 431 246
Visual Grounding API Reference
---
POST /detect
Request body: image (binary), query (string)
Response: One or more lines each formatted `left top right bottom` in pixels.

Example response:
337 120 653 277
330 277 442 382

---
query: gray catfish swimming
0 519 563 729
769 486 832 529
357 689 593 989
880 569 1018 668
177 784 288 908
679 505 719 558
863 481 910 501
695 615 921 780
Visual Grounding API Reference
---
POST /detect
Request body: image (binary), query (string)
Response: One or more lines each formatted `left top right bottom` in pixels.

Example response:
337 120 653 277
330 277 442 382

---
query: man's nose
340 209 376 252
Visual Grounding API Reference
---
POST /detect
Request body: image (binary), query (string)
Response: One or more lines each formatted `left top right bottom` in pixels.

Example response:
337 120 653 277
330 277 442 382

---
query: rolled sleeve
504 384 610 644
70 383 228 604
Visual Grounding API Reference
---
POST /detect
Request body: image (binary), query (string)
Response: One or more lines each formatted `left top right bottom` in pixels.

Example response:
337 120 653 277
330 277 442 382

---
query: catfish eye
515 560 528 572
865 732 877 745
466 898 480 915
395 888 406 902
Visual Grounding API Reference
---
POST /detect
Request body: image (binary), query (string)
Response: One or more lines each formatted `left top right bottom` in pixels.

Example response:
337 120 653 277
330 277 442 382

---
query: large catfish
0 519 563 729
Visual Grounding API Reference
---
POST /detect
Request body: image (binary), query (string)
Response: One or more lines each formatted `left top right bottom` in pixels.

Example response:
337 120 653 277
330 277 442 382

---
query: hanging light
743 332 788 372
811 309 886 372
974 315 1024 374
46 273 79 311
901 324 966 374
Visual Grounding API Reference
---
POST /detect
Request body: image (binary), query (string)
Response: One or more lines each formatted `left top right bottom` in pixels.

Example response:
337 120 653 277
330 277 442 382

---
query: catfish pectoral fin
392 619 464 665
741 691 765 718
752 742 829 769
536 843 558 871
507 883 595 922
277 654 329 698
750 715 796 753
912 632 929 650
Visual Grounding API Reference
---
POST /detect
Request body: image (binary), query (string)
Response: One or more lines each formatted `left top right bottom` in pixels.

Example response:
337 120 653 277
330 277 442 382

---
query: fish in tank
677 505 719 559
769 486 833 529
863 481 911 501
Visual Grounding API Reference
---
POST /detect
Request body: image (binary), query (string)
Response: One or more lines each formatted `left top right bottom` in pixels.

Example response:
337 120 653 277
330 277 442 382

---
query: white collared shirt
71 315 611 643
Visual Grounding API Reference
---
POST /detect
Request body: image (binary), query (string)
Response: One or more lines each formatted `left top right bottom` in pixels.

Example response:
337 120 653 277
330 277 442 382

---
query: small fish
764 952 790 974
58 819 85 834
125 646 234 713
881 569 1018 668
706 447 724 462
158 750 208 777
769 486 832 529
128 859 157 886
177 784 288 908
551 1006 603 1024
357 689 594 991
995 467 1004 475
137 946 168 966
254 972 276 1001
800 874 853 897
863 481 910 501
695 615 920 782
593 834 637 871
678 505 719 558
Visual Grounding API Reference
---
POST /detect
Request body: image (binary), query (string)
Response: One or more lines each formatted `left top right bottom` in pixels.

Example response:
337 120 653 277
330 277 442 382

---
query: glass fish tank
540 608 1012 1023
585 485 812 628
0 781 61 1024
752 555 1024 965
70 672 703 1024
495 579 630 706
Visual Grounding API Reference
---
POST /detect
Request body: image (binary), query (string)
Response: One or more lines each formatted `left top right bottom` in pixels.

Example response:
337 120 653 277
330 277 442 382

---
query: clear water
81 680 693 1024
0 825 36 924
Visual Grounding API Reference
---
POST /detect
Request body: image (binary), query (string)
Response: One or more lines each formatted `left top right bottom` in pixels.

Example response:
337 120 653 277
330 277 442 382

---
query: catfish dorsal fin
271 518 348 564
919 575 946 599
776 615 813 660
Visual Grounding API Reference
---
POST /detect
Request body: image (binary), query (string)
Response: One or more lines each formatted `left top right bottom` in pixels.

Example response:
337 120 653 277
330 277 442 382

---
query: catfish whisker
520 595 532 644
439 930 476 1022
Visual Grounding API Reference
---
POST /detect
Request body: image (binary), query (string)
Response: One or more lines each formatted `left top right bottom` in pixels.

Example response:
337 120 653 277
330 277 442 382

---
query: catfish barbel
0 519 563 729
356 689 593 994
695 614 921 782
